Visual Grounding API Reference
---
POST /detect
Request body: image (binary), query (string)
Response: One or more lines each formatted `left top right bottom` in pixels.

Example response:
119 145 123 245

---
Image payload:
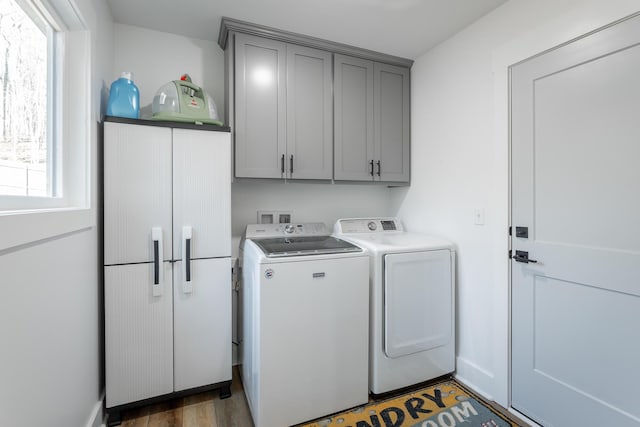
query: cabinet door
172 129 231 260
334 54 374 181
105 262 174 407
104 122 172 265
374 62 410 182
174 257 232 391
235 33 286 178
286 44 333 179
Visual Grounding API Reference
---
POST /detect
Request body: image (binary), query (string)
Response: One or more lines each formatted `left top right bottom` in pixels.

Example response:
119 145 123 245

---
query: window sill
0 207 95 252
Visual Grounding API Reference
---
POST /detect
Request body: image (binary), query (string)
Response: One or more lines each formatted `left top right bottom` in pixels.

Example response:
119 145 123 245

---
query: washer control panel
334 218 403 234
245 222 328 239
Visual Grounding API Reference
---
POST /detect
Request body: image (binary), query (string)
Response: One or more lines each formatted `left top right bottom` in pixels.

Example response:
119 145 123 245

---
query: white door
172 129 231 260
105 262 173 407
104 122 172 265
511 14 640 426
173 257 232 391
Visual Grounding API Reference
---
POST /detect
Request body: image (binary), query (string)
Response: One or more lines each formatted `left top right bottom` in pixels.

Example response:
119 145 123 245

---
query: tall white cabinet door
172 129 231 260
235 33 286 178
105 262 174 407
104 122 172 265
286 44 333 180
334 54 375 181
173 257 232 392
374 62 410 182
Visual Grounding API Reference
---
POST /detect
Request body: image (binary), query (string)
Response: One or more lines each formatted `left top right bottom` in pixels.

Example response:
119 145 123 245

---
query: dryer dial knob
285 224 295 234
368 221 377 231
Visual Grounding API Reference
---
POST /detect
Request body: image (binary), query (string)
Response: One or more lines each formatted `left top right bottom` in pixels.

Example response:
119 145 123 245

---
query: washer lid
251 235 363 258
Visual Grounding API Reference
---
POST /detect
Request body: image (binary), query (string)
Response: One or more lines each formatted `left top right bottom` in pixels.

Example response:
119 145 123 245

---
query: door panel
105 262 173 407
174 258 232 391
104 122 172 264
172 129 231 259
374 63 410 182
235 33 286 178
334 55 374 181
384 250 452 358
286 44 333 179
511 14 640 426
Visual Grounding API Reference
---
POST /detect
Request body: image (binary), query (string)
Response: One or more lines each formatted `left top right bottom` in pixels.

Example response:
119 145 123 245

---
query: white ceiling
106 0 507 59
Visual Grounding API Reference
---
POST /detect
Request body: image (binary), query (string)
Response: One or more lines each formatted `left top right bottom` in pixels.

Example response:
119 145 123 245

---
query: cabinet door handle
281 154 285 174
182 226 193 293
370 160 374 177
376 160 381 177
151 227 163 297
290 155 294 175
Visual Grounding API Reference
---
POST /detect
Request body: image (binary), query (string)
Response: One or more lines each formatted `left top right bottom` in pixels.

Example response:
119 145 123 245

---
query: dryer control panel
334 218 403 234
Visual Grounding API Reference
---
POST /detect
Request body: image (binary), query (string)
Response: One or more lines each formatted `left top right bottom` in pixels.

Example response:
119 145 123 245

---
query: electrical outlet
257 211 276 224
278 211 292 223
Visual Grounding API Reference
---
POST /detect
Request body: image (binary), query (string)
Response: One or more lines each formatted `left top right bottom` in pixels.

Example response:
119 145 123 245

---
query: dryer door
384 250 452 358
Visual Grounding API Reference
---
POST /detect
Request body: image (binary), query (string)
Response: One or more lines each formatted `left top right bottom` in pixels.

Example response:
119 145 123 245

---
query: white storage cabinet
103 119 232 423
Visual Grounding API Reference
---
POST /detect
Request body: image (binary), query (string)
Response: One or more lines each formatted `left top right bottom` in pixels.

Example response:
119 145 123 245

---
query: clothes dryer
334 217 456 394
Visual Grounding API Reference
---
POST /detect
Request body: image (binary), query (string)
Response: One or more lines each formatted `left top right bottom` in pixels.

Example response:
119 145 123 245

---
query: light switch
474 208 485 225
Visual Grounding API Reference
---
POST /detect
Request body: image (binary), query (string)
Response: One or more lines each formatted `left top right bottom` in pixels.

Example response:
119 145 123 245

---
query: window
0 0 55 198
0 0 92 250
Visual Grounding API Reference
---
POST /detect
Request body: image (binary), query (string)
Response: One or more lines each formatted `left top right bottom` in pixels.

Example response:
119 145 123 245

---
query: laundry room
0 0 638 426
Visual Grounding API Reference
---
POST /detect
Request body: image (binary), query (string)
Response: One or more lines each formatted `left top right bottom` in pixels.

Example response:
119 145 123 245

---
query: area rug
301 380 520 427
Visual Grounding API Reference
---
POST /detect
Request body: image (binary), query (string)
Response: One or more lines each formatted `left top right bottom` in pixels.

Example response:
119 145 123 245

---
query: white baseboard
454 356 495 401
85 392 105 427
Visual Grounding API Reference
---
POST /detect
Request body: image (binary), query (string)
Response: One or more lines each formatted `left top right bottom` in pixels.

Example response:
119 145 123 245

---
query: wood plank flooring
118 367 253 427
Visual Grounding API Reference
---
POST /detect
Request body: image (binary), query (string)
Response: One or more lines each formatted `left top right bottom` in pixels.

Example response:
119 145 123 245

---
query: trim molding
86 392 105 427
218 17 414 68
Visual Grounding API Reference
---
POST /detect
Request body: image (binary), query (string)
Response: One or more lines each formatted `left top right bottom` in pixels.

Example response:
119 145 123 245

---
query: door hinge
509 226 512 236
508 249 512 259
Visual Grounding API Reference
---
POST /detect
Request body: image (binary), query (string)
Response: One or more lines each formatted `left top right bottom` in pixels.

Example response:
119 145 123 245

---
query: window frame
0 0 94 251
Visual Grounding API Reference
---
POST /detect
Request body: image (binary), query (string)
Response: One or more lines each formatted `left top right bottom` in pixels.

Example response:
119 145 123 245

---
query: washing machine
334 217 456 394
240 223 370 427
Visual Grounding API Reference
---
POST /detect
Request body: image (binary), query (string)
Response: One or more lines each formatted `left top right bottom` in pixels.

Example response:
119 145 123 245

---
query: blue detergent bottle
107 72 140 119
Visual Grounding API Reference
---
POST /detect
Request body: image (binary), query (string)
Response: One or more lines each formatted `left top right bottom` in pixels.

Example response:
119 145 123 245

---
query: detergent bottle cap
121 71 134 81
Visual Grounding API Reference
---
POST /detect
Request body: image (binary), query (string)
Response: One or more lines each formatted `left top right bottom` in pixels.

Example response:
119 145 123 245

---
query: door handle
513 250 538 264
281 154 285 174
290 154 294 175
182 226 193 293
376 160 381 177
369 160 374 177
151 227 163 296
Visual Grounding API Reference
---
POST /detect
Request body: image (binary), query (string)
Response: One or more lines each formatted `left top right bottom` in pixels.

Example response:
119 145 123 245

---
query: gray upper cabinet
334 55 374 181
374 62 410 183
234 33 286 179
286 44 333 180
334 55 410 183
220 18 412 184
234 33 332 180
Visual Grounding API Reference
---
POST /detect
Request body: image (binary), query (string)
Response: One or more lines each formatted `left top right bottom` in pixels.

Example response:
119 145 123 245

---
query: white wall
394 0 639 407
0 0 113 426
111 23 225 120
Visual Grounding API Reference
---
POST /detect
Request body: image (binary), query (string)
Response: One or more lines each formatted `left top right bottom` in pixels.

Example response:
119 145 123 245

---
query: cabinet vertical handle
376 160 381 177
290 155 294 175
281 154 285 174
182 226 193 294
369 160 374 177
151 227 163 297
